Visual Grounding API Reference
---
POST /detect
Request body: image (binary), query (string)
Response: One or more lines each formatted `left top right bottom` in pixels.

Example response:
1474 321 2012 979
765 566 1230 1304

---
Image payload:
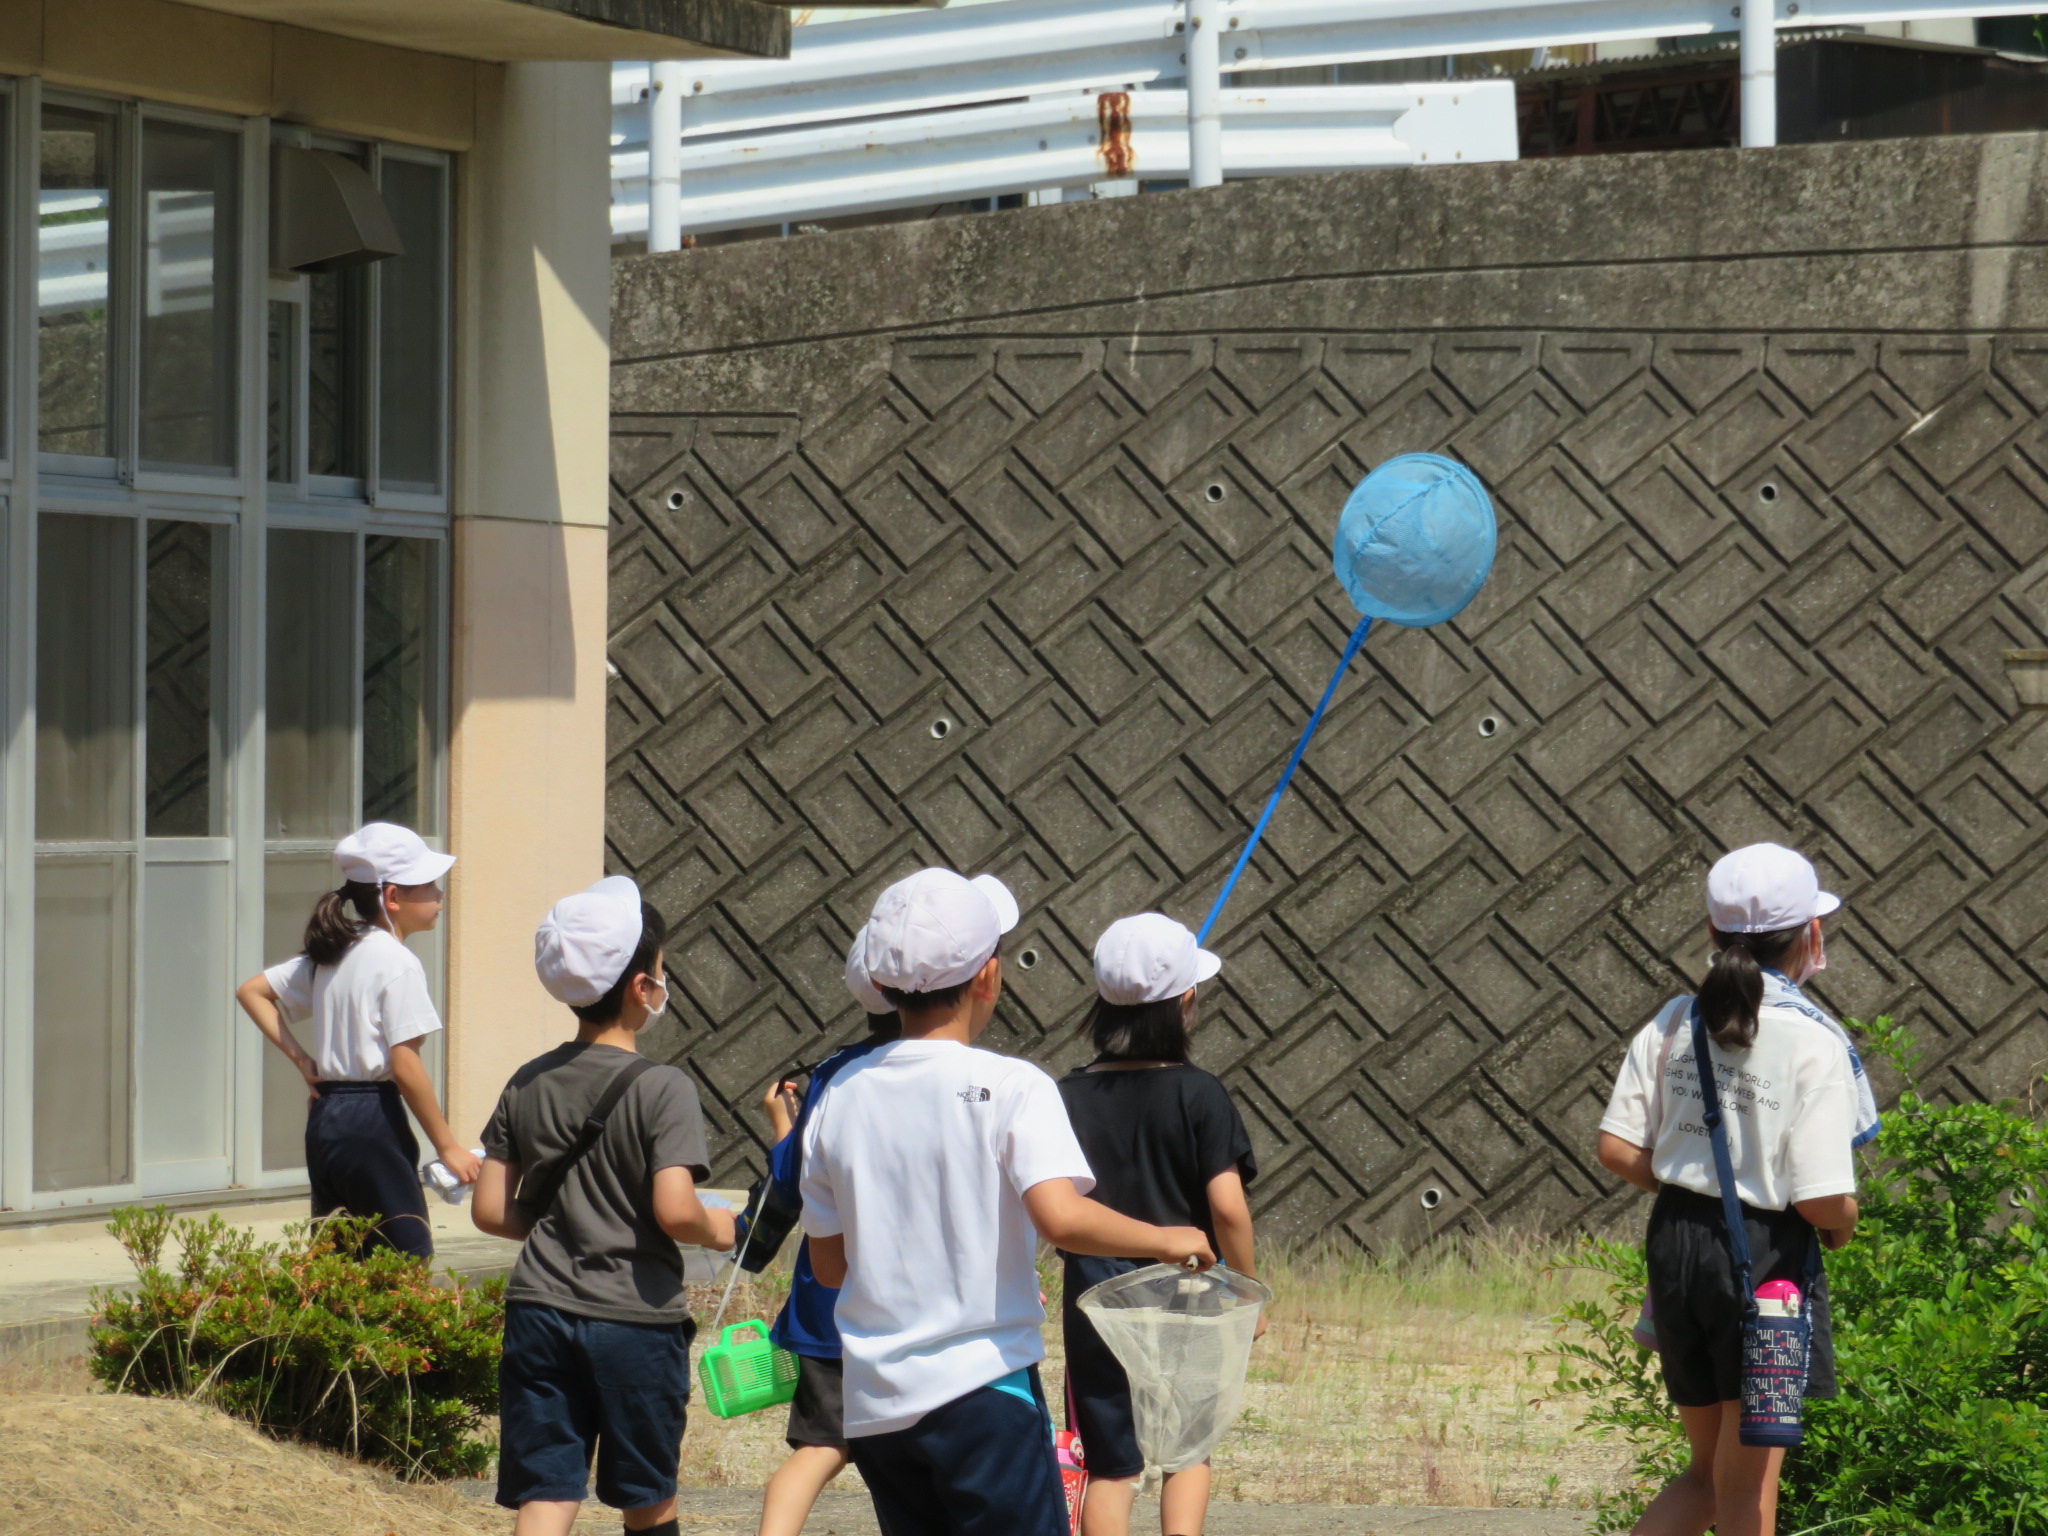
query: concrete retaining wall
608 134 2048 1247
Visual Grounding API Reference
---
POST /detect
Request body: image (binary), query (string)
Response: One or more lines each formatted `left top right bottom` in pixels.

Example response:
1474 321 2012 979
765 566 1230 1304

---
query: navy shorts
1646 1184 1836 1409
786 1353 846 1450
306 1081 433 1260
847 1365 1067 1536
1061 1254 1146 1480
496 1302 696 1511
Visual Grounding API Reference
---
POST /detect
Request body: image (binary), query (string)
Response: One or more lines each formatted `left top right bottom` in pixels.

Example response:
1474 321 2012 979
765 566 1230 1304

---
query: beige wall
445 62 614 1139
1 0 479 148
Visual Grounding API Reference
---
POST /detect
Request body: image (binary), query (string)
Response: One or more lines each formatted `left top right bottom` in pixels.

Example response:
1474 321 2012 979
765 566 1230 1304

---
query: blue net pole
1196 616 1373 946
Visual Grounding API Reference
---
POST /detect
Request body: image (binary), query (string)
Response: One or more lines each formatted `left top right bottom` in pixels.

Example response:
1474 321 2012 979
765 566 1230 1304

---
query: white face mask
645 975 669 1021
1792 919 1827 985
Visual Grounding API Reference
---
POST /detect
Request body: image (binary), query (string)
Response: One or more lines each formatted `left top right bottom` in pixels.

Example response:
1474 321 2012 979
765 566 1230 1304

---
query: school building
0 0 785 1219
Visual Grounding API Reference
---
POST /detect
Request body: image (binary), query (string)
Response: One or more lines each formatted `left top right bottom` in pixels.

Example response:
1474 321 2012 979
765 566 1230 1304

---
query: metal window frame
0 79 453 1210
370 143 453 514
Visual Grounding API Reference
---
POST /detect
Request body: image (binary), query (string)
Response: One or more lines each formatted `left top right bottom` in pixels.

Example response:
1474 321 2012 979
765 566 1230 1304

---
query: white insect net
1075 1264 1273 1475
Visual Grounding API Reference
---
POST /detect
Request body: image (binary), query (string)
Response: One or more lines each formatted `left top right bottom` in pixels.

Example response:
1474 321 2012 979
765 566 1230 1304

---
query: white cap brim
392 849 457 886
1193 947 1222 985
1814 890 1842 919
970 874 1020 934
844 928 892 1016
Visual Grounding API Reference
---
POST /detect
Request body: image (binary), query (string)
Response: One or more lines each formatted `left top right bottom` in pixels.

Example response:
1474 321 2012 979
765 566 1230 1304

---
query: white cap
1706 843 1841 935
843 927 892 1016
1093 913 1222 1005
335 822 455 887
535 875 648 1006
861 868 1020 995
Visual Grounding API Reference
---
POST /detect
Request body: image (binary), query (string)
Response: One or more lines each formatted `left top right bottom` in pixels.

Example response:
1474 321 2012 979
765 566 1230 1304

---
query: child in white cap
1058 913 1259 1536
1597 843 1864 1536
471 876 737 1536
799 869 1217 1536
750 927 901 1536
234 822 471 1259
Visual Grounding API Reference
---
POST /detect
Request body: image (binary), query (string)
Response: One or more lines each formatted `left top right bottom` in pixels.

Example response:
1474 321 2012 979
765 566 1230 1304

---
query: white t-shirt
799 1038 1095 1436
264 928 442 1082
1600 995 1858 1212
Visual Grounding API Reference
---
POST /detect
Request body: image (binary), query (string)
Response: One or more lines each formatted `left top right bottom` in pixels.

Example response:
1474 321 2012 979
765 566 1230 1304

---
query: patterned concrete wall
608 135 2048 1247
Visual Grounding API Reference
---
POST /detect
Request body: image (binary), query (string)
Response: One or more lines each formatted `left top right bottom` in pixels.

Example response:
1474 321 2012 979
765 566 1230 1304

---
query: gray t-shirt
482 1042 712 1326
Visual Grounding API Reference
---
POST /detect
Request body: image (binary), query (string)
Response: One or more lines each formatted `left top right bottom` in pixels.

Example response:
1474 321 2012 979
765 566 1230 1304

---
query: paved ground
450 1489 1590 1534
0 1193 743 1363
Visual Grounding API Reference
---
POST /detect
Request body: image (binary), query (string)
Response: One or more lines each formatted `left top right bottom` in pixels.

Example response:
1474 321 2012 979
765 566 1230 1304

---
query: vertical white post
647 60 686 252
1740 0 1776 147
1186 0 1223 188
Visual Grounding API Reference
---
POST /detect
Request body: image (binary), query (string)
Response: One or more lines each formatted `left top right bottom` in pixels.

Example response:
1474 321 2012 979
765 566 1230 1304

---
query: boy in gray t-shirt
473 877 736 1536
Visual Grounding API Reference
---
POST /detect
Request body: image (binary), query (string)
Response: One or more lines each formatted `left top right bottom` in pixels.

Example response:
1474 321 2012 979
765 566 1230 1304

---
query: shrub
1544 1016 2048 1535
88 1207 503 1479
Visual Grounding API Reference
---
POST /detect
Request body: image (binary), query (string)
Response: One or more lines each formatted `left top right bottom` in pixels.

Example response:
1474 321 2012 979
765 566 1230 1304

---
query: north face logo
958 1087 991 1103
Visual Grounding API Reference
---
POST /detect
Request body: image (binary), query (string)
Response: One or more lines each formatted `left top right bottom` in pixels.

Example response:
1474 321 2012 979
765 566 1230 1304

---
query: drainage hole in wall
1017 947 1040 970
1203 483 1226 503
665 490 686 510
1419 1187 1445 1211
1758 481 1780 505
929 718 953 740
1478 715 1501 738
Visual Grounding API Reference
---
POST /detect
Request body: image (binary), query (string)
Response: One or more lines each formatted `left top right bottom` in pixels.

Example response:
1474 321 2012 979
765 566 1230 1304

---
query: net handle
1197 616 1372 945
708 1190 765 1336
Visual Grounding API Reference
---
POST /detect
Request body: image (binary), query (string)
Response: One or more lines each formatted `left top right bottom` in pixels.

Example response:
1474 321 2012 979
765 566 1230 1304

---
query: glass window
267 300 296 483
377 157 447 495
38 513 135 840
260 849 332 1170
35 855 133 1190
39 104 117 461
139 119 239 473
265 528 357 839
364 536 438 832
307 266 366 480
145 520 227 837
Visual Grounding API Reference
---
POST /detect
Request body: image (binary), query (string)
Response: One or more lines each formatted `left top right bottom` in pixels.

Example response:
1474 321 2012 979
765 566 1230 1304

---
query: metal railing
613 0 2046 247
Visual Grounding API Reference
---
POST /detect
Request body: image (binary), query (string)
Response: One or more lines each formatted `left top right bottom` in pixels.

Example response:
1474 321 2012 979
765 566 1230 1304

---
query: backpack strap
515 1055 660 1220
1689 1001 1758 1310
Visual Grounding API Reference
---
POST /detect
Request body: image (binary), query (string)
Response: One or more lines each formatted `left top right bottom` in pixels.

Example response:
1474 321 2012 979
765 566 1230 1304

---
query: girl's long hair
304 881 385 966
1078 991 1195 1063
1698 922 1805 1048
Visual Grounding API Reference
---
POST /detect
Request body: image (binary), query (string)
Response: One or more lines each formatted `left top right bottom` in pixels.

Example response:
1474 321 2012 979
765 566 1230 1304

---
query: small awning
178 0 790 63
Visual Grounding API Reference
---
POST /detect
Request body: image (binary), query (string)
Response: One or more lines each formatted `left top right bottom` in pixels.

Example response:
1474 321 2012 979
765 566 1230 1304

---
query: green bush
1546 1017 2048 1535
88 1207 503 1479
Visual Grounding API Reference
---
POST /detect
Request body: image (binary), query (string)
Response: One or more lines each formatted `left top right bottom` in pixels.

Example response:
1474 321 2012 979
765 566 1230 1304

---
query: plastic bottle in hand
421 1148 486 1204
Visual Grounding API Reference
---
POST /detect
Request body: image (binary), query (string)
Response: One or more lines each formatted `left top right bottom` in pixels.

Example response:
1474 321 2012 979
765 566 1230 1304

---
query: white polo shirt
264 928 442 1082
1601 995 1858 1212
800 1038 1094 1436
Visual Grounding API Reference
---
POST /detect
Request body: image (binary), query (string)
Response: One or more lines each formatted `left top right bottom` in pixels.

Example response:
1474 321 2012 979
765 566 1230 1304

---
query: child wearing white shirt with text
800 868 1216 1536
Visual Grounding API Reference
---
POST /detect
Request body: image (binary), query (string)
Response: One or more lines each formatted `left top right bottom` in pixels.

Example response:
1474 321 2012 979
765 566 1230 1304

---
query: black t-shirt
1057 1062 1257 1252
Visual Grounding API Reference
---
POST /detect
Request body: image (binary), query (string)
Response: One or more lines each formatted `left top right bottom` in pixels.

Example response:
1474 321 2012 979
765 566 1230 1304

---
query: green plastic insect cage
697 1321 800 1419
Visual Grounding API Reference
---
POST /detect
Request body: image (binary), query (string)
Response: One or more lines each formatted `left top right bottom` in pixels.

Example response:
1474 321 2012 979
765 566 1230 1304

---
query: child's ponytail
304 881 384 966
1698 922 1805 1049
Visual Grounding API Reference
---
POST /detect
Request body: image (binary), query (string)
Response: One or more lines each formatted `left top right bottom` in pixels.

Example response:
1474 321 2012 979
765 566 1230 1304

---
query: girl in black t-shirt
1058 913 1260 1536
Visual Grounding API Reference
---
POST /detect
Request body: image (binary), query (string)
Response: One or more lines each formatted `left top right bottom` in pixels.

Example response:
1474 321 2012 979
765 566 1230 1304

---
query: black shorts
1060 1254 1146 1480
786 1353 846 1450
1645 1184 1837 1410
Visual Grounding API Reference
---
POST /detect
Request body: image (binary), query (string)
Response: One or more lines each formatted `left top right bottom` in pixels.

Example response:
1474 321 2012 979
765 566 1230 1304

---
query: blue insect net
1331 452 1496 627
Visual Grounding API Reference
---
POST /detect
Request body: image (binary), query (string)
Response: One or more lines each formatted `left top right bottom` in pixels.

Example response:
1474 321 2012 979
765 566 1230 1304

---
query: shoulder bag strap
1689 1001 1757 1307
516 1054 660 1220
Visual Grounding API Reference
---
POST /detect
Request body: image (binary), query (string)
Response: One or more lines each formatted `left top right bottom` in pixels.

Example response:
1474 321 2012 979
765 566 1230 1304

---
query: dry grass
0 1238 1625 1533
677 1238 1626 1511
1207 1236 1626 1508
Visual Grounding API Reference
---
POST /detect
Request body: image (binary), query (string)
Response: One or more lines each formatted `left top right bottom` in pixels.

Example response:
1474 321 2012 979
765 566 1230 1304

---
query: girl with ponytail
1596 844 1872 1536
234 823 477 1259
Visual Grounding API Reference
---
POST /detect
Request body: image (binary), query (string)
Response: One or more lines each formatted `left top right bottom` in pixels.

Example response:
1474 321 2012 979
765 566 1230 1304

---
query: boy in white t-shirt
801 869 1216 1536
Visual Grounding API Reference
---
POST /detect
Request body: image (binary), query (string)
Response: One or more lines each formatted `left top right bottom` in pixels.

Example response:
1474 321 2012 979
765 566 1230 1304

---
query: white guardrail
612 0 2048 245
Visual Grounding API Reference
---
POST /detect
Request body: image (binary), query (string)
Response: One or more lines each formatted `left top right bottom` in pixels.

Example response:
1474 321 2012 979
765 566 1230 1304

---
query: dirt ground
0 1243 1623 1535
